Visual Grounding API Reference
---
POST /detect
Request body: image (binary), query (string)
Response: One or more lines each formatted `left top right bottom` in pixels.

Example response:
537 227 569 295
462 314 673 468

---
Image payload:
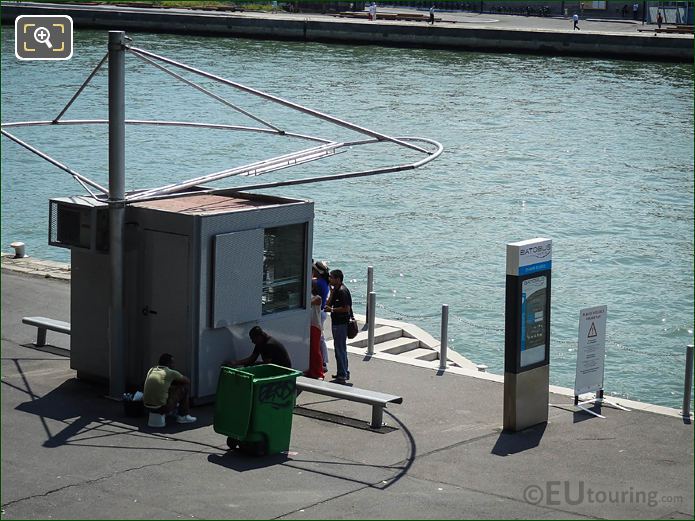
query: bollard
10 241 27 258
439 304 449 371
683 344 694 418
366 266 373 323
367 291 376 356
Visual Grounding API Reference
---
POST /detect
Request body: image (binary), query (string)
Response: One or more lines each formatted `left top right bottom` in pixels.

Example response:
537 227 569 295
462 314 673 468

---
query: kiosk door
141 230 190 378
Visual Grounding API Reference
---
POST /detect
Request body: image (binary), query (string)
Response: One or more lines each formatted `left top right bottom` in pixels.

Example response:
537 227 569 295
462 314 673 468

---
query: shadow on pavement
491 423 546 456
207 451 289 471
13 376 214 448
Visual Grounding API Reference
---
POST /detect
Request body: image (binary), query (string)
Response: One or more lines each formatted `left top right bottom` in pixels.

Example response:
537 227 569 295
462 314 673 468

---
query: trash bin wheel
253 437 268 457
237 437 267 456
226 437 239 450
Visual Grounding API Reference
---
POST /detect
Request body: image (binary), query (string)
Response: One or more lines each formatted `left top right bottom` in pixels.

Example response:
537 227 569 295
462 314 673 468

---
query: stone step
377 336 421 354
348 325 402 347
398 347 439 362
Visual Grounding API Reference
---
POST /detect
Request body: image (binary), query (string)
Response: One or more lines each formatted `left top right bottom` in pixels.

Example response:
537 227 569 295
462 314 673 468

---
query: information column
503 237 552 432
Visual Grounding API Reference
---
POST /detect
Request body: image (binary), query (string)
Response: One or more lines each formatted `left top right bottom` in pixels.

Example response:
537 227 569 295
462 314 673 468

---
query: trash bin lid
214 367 253 438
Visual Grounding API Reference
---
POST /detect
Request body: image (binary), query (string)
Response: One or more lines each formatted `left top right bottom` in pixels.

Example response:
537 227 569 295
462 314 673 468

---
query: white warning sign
574 305 607 396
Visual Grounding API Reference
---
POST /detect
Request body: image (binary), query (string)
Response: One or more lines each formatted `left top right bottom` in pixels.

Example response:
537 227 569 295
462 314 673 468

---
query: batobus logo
15 15 73 61
520 243 552 260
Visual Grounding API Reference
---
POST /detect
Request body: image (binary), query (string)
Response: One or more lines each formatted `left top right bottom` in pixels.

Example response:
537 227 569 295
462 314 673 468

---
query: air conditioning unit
49 197 109 252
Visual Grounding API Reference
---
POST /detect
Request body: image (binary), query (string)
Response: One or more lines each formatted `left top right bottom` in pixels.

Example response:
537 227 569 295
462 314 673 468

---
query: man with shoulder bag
325 269 352 384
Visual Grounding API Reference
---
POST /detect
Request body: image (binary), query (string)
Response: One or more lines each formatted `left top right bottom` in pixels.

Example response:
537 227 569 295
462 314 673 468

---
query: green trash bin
214 364 302 456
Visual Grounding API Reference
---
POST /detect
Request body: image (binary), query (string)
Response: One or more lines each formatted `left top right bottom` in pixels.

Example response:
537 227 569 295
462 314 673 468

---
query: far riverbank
1 1 692 61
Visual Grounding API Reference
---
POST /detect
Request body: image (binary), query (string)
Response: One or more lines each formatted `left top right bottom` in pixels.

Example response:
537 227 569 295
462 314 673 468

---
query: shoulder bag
347 307 359 339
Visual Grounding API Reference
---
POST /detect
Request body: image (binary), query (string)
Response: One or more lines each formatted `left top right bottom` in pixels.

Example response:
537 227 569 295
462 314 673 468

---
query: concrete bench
296 376 402 429
22 316 71 347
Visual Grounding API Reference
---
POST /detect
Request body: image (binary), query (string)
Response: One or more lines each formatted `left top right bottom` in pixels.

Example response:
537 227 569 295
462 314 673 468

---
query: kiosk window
262 223 306 314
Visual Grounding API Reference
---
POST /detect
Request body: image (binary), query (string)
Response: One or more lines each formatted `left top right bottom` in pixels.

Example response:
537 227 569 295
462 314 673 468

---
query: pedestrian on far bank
369 2 377 21
325 269 352 384
657 11 663 29
621 4 628 18
573 13 580 30
633 2 639 20
429 4 435 24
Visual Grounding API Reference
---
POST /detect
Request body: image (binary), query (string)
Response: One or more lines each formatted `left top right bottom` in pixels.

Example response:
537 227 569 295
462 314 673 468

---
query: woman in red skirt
306 282 325 379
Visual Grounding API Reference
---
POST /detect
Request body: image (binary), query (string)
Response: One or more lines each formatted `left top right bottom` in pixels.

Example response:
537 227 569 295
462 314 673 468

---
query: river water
2 29 693 408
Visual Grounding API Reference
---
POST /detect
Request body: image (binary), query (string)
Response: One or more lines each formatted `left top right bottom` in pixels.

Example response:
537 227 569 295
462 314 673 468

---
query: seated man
224 326 292 368
143 353 197 424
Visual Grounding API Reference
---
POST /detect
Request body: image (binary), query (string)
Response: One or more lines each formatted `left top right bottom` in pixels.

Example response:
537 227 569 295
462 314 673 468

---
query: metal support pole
367 291 376 356
683 344 694 418
366 265 373 322
439 304 449 371
370 405 383 429
108 31 126 399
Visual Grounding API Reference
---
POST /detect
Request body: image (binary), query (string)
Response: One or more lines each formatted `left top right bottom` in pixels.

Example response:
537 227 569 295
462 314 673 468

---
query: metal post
439 304 449 371
108 31 126 399
366 265 373 323
370 405 383 429
367 291 376 356
683 344 694 418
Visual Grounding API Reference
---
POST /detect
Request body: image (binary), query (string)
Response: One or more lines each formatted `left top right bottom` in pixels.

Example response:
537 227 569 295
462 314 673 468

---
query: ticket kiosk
49 189 313 401
503 238 552 431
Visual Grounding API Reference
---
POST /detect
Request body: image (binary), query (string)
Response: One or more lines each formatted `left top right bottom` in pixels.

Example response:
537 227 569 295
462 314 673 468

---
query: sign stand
552 305 631 418
574 389 631 419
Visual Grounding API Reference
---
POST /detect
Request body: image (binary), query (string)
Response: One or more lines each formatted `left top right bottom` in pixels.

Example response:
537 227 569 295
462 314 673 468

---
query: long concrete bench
296 376 402 429
22 316 71 347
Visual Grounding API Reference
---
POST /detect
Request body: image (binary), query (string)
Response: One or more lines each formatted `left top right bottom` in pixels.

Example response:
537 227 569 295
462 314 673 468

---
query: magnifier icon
33 26 53 49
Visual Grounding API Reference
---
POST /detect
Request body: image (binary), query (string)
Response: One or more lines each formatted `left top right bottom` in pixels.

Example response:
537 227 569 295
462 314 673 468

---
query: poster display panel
574 305 607 395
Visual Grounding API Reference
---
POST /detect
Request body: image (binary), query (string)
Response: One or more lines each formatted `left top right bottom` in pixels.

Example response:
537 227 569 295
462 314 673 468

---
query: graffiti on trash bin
259 381 296 409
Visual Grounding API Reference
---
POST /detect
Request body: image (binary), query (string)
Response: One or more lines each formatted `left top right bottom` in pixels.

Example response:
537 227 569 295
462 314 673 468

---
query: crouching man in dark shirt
224 326 292 369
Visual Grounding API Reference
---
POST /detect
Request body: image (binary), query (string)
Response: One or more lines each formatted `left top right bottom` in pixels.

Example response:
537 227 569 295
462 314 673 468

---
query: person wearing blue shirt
312 260 331 373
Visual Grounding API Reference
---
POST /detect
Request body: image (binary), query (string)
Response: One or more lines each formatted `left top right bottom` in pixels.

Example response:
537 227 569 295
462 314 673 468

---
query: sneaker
334 378 347 385
176 414 197 424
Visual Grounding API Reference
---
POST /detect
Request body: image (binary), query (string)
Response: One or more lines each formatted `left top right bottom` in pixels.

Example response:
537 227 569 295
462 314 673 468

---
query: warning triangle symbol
588 322 598 338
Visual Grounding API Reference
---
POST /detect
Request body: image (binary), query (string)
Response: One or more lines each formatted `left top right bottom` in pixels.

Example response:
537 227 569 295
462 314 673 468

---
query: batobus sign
504 237 552 432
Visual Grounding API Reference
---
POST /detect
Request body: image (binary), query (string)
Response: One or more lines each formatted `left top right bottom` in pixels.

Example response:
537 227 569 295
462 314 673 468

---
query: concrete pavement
1 269 693 519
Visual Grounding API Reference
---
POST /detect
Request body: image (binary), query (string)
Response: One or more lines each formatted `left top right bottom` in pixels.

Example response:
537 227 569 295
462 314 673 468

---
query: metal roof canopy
1 31 443 399
1 35 443 202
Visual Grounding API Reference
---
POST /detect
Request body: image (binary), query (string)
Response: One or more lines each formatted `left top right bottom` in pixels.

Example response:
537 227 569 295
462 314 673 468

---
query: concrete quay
2 268 693 519
1 2 692 62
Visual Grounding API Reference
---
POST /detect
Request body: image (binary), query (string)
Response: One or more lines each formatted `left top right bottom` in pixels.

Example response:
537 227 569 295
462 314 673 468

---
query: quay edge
1 2 692 62
2 253 689 420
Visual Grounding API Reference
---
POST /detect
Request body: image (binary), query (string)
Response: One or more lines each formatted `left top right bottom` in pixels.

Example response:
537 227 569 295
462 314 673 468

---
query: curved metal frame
1 42 443 201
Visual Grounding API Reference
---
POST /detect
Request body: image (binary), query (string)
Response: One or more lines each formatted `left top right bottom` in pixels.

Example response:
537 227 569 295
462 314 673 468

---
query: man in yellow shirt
143 353 196 424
